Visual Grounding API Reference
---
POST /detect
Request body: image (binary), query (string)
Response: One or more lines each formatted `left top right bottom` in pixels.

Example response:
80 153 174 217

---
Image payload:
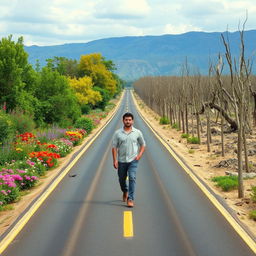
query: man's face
123 117 134 128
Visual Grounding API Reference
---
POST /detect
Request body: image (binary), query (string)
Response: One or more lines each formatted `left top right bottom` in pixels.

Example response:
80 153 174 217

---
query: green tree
0 35 36 112
34 67 81 126
46 57 79 78
93 86 111 110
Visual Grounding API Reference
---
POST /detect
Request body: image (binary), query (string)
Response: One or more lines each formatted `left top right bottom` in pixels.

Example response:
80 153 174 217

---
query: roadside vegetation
0 35 124 210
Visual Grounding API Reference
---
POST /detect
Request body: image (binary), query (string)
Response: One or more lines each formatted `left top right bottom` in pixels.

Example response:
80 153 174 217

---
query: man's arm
136 130 146 160
112 147 118 169
135 145 145 161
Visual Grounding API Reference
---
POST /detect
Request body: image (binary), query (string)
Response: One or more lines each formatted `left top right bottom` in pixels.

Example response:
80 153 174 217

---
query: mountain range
24 30 256 81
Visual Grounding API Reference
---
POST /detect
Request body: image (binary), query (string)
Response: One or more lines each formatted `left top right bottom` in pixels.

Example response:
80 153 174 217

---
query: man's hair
123 112 134 120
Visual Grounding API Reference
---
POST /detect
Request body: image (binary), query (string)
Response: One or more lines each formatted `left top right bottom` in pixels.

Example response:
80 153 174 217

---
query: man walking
112 112 146 207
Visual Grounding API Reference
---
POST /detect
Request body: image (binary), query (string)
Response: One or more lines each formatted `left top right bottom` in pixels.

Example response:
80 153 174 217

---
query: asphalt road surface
2 90 255 256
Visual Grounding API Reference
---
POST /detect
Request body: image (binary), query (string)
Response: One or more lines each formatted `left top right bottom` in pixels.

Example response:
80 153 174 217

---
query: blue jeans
118 160 139 201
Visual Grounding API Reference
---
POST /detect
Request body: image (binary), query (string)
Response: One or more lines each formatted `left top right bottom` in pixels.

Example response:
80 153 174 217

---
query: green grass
171 123 179 129
251 186 256 203
249 210 256 221
211 176 238 191
181 133 190 138
160 116 170 125
187 136 200 144
0 205 14 211
188 149 195 154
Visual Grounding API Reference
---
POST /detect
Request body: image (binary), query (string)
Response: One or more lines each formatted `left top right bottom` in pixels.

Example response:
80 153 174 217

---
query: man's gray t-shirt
112 126 146 163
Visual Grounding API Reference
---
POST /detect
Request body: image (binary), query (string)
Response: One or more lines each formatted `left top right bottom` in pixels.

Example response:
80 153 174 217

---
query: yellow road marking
0 91 125 255
131 91 256 253
123 211 133 237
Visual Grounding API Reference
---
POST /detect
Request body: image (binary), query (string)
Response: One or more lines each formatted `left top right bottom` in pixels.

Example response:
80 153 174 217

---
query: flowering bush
17 132 36 142
29 151 60 169
5 159 47 177
49 139 73 157
0 171 20 206
74 117 94 133
36 127 67 143
65 131 83 146
0 103 110 209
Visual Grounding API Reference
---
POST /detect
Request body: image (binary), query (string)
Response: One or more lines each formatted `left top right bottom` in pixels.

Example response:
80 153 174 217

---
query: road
2 90 255 256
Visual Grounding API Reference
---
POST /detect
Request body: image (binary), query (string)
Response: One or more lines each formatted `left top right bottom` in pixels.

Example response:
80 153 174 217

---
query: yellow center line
123 211 134 238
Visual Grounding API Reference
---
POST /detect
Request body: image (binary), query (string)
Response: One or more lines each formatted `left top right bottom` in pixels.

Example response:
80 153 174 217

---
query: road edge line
131 91 256 253
0 91 124 254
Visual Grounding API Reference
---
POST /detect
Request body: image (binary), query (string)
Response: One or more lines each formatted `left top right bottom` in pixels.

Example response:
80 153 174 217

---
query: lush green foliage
0 36 121 130
9 109 35 134
74 117 94 134
160 116 170 125
93 86 111 110
211 176 238 191
34 67 81 126
0 111 15 144
0 36 37 113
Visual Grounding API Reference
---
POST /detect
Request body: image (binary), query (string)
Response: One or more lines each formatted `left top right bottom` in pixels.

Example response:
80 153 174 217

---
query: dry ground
133 92 256 237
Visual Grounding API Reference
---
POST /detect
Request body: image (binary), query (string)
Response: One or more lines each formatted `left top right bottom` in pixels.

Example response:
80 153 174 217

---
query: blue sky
0 0 255 46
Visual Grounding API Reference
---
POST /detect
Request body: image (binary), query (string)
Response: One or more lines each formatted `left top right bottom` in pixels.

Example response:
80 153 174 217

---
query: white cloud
95 0 151 19
0 0 255 45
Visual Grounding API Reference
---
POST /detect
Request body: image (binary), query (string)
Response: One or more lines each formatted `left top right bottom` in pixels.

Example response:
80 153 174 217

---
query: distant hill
24 30 256 81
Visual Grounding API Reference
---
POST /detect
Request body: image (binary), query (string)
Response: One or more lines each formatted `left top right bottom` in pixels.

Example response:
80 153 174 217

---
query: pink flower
12 174 23 181
1 190 7 196
17 170 26 174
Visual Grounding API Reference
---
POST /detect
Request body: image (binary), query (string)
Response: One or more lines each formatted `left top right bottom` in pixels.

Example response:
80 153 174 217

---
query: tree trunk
243 126 249 173
207 115 211 152
169 106 173 125
253 92 256 126
191 106 194 137
185 103 189 134
178 108 181 130
238 110 244 198
196 113 201 144
181 110 185 133
207 102 238 131
221 112 225 157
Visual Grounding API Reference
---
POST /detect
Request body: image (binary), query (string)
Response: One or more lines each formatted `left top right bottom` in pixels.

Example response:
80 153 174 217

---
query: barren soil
133 92 256 237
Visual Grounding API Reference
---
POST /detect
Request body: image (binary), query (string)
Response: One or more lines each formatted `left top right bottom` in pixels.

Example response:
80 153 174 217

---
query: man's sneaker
127 200 134 207
123 192 128 202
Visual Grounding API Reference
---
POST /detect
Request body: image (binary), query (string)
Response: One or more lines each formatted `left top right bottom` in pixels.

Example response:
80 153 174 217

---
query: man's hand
113 160 118 169
135 145 146 161
135 155 140 161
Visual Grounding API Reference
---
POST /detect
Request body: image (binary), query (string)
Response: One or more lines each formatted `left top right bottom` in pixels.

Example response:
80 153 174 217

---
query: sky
0 0 255 46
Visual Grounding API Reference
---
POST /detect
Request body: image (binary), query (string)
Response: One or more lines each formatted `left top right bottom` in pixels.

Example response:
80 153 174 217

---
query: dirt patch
0 93 123 237
133 92 256 237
